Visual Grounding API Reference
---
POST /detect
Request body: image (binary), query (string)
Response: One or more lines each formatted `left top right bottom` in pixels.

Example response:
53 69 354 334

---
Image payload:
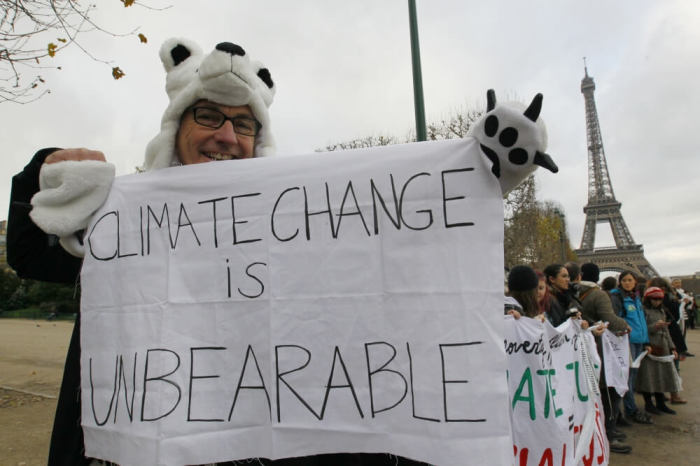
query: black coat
8 149 89 466
546 286 581 327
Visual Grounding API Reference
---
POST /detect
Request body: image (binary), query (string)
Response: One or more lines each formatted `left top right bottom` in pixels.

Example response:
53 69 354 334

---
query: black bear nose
216 42 246 57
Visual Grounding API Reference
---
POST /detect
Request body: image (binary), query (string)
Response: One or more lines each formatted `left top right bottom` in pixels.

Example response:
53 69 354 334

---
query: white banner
505 317 609 466
80 139 511 466
601 331 630 397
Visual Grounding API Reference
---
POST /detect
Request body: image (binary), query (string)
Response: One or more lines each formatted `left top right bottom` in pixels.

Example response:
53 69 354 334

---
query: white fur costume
30 38 276 257
144 38 276 170
468 89 557 194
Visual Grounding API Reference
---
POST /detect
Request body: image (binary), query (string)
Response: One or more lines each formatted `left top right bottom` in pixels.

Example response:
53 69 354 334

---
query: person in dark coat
636 287 682 415
542 264 581 326
646 277 688 405
578 263 633 454
8 148 89 465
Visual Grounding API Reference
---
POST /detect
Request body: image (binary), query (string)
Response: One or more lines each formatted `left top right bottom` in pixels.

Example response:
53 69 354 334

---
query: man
577 262 633 454
671 278 695 349
8 38 423 466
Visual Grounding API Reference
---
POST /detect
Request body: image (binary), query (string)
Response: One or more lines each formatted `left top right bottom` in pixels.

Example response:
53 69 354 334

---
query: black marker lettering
198 197 227 247
231 193 262 245
406 342 439 422
275 345 321 422
336 181 370 237
370 176 401 234
188 347 225 422
89 356 118 426
237 262 267 299
320 346 364 419
147 204 175 252
304 183 336 240
174 203 201 248
113 353 137 423
229 345 271 421
88 211 118 261
441 168 475 228
116 209 137 258
141 349 181 422
271 187 300 242
399 173 433 230
439 342 485 422
365 342 407 417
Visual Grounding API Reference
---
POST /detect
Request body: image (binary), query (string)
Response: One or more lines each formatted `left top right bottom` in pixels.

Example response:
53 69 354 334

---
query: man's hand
591 321 608 337
45 148 106 164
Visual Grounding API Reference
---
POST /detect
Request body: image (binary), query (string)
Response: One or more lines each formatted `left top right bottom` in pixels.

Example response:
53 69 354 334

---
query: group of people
505 261 695 455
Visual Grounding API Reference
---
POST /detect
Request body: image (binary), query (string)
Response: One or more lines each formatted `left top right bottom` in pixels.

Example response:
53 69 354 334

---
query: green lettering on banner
511 367 535 420
536 369 563 419
565 361 588 402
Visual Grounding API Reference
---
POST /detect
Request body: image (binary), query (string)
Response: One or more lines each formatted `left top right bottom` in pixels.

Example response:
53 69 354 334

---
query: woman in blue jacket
610 271 652 424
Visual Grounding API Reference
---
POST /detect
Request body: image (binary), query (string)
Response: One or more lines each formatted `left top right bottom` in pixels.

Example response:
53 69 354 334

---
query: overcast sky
2 0 699 277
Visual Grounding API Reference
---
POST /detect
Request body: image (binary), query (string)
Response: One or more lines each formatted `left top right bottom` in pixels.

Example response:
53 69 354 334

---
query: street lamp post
408 0 427 141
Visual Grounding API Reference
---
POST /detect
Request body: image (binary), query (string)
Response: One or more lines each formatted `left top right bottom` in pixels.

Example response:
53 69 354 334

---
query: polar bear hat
143 38 276 171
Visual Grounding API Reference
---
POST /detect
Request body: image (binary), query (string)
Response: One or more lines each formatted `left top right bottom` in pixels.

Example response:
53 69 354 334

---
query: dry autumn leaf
112 67 126 80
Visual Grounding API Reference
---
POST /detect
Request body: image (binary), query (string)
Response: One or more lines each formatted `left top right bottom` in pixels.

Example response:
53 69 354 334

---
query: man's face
672 279 681 289
176 100 256 165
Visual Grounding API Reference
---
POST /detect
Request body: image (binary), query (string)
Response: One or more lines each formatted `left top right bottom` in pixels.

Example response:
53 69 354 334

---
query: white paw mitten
30 160 116 257
468 89 558 195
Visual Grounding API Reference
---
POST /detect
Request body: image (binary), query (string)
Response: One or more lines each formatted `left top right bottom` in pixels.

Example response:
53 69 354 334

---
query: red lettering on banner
582 402 608 466
593 402 607 464
538 448 553 466
513 446 529 466
561 443 567 466
514 444 570 466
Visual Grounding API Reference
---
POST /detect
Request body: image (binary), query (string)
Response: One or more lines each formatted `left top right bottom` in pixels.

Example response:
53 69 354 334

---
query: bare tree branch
0 0 169 103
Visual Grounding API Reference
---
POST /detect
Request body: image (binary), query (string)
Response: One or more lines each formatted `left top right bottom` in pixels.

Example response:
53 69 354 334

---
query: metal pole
408 0 427 141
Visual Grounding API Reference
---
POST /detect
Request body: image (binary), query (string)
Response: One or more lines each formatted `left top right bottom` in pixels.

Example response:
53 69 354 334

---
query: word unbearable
88 340 486 426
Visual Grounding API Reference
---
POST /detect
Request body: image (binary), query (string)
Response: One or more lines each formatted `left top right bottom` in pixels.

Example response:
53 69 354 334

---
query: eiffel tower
574 63 658 278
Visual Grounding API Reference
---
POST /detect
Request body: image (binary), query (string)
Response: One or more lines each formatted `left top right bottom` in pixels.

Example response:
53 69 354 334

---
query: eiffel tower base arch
574 246 658 279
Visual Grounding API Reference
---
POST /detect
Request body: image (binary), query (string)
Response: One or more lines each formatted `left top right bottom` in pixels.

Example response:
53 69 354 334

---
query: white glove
30 160 115 257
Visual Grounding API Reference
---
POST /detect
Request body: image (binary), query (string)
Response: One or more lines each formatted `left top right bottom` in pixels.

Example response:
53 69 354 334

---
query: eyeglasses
191 107 261 136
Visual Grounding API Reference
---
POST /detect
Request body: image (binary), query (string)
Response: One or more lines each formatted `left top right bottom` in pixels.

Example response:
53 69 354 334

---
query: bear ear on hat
251 60 275 106
159 38 203 72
